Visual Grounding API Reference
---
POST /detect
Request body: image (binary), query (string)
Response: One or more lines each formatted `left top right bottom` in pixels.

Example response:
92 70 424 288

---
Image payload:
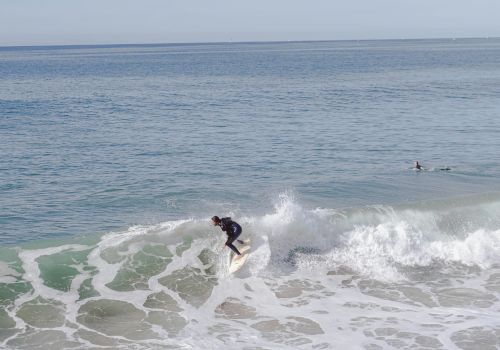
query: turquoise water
1 39 500 349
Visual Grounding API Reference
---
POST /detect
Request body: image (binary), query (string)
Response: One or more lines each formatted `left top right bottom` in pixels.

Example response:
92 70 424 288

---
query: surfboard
229 240 251 274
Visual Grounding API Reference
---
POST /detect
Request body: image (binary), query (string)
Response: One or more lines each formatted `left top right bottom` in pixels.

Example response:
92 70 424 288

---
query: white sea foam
3 193 500 349
226 193 498 284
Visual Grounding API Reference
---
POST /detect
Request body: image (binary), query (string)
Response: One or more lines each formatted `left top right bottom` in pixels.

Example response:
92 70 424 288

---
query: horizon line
1 35 499 50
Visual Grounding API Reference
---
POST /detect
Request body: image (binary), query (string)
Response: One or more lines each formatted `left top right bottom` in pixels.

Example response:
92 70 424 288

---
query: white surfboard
229 240 251 274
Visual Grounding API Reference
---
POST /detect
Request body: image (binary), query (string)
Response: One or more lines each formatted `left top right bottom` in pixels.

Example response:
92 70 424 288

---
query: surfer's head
211 216 221 225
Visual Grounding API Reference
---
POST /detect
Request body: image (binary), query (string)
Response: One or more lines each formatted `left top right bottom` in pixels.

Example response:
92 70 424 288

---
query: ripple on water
451 326 500 350
77 299 156 340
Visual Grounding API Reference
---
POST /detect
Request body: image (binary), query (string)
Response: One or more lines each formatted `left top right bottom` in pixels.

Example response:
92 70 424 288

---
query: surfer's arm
222 233 230 249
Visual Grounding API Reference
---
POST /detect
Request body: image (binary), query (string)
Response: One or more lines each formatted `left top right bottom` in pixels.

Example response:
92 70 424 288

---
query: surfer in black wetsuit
414 161 451 171
212 216 244 255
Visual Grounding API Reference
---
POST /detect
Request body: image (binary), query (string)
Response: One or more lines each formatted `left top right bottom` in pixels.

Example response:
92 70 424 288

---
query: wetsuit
219 217 242 255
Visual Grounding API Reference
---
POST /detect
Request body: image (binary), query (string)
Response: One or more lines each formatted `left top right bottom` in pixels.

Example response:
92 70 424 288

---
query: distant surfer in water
414 161 424 170
413 161 451 171
212 216 244 255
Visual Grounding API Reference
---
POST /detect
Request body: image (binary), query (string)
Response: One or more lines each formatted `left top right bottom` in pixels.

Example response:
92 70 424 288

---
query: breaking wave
1 192 500 349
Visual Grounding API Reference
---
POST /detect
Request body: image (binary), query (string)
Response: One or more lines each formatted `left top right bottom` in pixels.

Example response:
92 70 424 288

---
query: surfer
212 216 244 255
414 161 451 171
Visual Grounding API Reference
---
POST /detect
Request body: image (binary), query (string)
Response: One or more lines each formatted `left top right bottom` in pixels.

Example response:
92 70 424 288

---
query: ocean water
1 39 500 349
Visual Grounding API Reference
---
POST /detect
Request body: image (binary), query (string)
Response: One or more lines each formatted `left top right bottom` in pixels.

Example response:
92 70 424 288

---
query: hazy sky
1 0 499 46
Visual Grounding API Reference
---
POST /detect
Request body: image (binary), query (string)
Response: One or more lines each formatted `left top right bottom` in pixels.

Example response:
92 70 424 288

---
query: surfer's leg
231 225 243 245
227 243 241 255
226 235 241 255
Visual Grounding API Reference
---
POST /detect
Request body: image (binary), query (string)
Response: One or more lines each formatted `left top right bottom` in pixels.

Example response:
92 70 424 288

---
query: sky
1 0 500 46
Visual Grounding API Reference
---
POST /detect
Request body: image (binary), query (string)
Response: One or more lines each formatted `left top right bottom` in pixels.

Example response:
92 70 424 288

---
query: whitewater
0 193 499 349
